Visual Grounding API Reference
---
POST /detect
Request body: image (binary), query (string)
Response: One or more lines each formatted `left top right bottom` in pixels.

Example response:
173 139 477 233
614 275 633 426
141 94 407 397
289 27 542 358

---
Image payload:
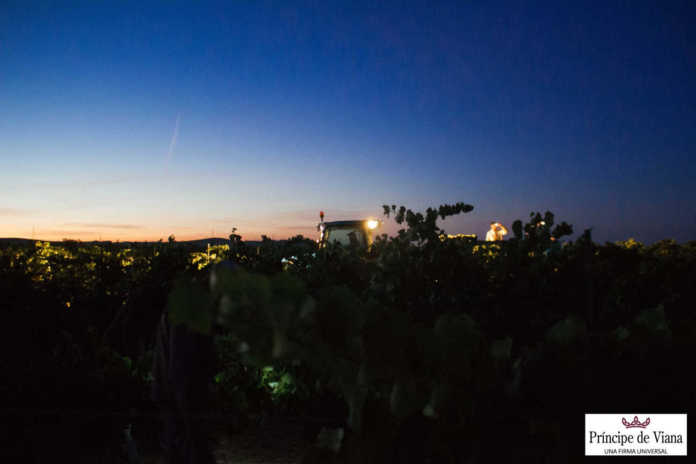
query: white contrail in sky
166 113 181 168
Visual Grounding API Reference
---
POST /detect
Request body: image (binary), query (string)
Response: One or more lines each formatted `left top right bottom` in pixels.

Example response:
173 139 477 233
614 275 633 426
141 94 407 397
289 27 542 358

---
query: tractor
316 211 381 248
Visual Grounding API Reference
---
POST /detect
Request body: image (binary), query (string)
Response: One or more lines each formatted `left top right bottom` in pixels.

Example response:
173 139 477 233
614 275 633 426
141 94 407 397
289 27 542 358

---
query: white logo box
585 414 687 456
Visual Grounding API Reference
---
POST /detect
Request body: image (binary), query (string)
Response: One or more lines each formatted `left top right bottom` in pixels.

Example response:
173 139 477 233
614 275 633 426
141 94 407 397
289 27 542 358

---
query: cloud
63 223 144 230
166 113 181 168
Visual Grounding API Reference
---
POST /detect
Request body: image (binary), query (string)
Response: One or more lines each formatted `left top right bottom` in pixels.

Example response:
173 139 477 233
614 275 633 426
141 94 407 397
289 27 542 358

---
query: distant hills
0 237 265 247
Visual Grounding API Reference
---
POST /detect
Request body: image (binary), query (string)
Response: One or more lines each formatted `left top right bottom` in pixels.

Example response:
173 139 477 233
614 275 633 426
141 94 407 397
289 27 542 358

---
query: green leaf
390 378 427 420
423 382 454 419
316 427 344 453
633 305 669 333
490 337 513 361
434 313 482 372
167 282 213 335
614 326 630 342
545 315 586 346
631 305 671 343
121 355 133 372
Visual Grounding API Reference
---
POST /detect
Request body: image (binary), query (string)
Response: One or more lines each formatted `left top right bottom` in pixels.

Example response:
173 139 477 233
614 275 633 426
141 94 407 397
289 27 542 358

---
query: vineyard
1 204 694 463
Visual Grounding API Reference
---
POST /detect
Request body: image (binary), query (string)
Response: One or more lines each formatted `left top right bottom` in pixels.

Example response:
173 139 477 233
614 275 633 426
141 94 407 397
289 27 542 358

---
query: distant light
366 219 379 230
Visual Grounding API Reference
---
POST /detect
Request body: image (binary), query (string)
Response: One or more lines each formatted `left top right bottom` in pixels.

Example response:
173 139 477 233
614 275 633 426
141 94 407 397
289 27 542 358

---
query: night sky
1 1 695 243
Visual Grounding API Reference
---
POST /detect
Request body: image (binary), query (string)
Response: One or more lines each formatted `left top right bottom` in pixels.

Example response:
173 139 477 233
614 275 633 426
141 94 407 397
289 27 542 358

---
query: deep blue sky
1 1 695 242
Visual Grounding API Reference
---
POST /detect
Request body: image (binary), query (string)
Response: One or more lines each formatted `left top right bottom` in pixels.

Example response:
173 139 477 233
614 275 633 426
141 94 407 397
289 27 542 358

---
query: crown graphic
622 416 650 428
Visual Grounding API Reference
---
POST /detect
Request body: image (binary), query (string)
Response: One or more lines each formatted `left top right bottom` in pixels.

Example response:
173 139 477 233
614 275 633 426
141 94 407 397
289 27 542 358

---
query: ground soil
140 415 311 464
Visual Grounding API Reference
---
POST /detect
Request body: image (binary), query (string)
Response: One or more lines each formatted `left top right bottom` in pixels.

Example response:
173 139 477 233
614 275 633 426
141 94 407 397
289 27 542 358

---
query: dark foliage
1 205 694 463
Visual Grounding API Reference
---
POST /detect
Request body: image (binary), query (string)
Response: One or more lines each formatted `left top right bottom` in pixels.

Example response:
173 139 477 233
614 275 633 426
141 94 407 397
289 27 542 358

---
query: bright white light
366 219 379 230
